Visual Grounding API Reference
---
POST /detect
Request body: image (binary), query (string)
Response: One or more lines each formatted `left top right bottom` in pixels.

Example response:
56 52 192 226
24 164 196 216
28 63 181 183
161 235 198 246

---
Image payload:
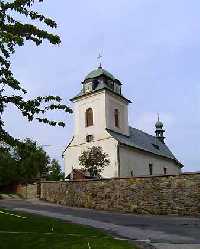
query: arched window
85 108 93 127
114 109 119 127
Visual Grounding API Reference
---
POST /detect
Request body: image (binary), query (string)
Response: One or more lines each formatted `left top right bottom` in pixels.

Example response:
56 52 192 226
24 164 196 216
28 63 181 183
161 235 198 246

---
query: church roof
107 127 183 167
85 67 115 80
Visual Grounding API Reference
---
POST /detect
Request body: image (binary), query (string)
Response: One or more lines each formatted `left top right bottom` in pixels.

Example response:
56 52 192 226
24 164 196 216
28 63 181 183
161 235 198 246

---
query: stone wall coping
181 171 200 175
18 183 38 186
40 172 200 184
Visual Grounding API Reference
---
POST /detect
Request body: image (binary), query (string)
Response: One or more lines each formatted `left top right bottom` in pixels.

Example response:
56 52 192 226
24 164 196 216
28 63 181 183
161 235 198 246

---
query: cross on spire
97 53 103 68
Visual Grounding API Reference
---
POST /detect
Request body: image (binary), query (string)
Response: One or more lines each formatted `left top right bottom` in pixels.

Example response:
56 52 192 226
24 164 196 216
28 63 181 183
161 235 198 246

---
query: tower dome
84 66 115 81
155 120 164 129
80 66 123 96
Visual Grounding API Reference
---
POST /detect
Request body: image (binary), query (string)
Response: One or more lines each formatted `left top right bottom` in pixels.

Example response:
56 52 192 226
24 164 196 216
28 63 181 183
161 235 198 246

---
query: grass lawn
0 209 137 249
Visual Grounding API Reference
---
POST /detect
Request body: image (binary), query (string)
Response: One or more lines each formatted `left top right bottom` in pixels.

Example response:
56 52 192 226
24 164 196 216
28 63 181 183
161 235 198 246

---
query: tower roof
71 65 131 103
85 66 115 81
155 120 164 129
155 114 164 129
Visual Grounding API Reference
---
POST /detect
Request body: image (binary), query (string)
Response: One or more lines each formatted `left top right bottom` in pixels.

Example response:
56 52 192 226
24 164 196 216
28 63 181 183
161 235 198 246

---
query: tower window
107 80 114 90
86 135 94 143
86 108 93 127
85 82 92 93
149 164 153 175
115 84 121 94
164 167 167 175
114 109 119 128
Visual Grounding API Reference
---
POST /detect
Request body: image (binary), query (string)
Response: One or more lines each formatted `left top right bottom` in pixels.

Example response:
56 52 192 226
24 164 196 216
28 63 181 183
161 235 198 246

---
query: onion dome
155 120 164 129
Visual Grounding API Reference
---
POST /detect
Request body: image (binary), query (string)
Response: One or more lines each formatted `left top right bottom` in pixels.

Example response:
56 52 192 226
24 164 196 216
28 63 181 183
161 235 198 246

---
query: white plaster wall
119 145 181 177
64 90 126 178
73 90 130 144
73 91 106 144
64 135 119 178
105 92 129 136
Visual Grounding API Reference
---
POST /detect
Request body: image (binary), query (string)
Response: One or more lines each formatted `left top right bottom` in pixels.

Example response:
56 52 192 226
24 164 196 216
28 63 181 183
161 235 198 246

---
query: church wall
64 136 119 178
105 92 129 136
119 145 181 177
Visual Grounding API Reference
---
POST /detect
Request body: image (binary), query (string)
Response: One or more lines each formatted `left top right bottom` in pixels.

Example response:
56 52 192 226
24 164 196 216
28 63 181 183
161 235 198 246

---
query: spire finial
97 52 103 68
157 113 160 122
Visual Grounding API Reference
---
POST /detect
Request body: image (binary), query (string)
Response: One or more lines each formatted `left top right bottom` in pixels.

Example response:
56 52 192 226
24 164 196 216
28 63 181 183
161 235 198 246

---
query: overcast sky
4 0 200 172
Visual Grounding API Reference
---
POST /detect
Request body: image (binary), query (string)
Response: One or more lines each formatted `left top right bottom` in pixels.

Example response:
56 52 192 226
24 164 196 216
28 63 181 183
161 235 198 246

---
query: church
63 66 183 178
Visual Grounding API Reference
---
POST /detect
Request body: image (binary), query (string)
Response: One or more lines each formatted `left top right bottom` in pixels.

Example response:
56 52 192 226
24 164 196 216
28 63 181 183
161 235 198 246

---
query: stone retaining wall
16 183 38 199
40 173 200 216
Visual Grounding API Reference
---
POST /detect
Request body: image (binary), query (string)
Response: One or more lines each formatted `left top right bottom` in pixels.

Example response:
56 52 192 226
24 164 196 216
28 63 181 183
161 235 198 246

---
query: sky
4 0 200 172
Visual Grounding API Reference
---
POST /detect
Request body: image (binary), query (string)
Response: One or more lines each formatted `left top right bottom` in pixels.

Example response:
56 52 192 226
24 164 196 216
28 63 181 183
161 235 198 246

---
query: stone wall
40 173 200 216
16 183 38 199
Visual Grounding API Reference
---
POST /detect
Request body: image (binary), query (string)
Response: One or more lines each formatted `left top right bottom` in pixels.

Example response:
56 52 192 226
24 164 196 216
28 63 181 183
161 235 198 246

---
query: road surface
0 199 200 249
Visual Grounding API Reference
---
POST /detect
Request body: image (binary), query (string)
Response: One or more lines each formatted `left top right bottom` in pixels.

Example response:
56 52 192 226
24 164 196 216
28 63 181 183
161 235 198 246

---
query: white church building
63 66 183 178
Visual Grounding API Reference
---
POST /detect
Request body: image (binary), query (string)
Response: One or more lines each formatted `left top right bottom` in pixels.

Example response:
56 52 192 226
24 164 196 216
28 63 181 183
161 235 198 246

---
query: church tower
70 66 131 145
63 66 131 178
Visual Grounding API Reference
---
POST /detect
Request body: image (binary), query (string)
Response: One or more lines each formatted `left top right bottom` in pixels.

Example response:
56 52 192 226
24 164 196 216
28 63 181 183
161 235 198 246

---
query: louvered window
86 108 93 127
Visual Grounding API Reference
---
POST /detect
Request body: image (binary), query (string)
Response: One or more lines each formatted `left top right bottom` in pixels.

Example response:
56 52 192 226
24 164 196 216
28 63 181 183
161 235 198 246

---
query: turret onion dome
85 66 115 81
155 120 164 129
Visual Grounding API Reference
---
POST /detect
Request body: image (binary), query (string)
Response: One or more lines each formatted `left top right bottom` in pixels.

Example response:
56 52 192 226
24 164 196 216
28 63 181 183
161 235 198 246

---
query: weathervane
97 52 103 68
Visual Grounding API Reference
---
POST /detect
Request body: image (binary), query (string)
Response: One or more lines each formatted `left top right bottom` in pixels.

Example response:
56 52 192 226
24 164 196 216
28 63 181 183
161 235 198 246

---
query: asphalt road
0 199 200 249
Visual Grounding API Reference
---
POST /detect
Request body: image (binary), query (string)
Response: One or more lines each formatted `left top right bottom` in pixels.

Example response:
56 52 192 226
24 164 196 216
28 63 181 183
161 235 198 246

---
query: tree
79 146 110 178
14 138 50 183
46 159 65 181
0 138 51 186
0 147 18 186
0 0 72 146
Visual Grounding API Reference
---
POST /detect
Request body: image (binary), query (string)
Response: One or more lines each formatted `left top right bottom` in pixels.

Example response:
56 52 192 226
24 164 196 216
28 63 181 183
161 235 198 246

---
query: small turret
155 115 165 143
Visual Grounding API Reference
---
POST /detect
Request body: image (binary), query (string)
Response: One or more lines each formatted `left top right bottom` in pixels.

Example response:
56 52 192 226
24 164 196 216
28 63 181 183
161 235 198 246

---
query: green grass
0 209 137 249
0 192 17 198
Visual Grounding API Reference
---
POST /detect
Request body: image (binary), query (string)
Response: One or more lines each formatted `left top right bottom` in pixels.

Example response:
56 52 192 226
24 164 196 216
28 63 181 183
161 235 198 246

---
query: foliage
46 159 64 181
79 146 110 178
0 147 18 186
0 138 62 186
0 0 72 146
14 138 50 183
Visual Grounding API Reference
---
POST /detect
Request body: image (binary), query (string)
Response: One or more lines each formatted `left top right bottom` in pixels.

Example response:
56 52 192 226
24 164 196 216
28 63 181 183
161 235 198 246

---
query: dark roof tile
107 127 182 166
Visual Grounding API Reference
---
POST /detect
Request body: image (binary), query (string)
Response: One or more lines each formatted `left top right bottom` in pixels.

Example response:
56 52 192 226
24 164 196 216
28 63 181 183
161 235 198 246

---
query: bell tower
155 115 165 143
70 66 131 144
